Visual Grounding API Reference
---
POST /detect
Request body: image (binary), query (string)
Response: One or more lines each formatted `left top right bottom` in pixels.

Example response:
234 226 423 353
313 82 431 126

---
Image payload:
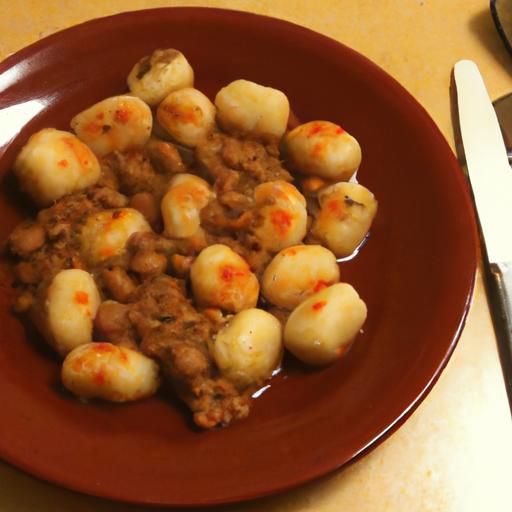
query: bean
130 250 168 276
101 267 137 303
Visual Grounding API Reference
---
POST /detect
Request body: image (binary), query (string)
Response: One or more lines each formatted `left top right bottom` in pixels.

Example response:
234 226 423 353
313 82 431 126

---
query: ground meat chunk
107 149 168 196
132 275 252 428
196 133 292 200
88 186 128 209
7 193 96 286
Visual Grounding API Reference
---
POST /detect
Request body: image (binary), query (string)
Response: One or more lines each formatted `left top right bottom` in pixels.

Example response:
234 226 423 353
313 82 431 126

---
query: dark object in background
491 0 512 54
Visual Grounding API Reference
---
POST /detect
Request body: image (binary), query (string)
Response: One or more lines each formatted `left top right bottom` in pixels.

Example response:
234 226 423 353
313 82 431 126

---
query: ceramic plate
0 7 477 507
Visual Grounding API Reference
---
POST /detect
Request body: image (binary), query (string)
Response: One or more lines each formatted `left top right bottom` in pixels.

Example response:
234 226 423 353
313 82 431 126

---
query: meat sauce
8 132 293 428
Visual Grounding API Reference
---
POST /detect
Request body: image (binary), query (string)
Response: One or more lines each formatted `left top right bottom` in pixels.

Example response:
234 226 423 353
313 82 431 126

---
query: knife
453 59 512 411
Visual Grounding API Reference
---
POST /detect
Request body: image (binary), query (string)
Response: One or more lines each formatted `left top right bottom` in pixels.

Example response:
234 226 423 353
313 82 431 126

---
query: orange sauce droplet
100 246 115 258
311 142 323 157
74 291 89 305
94 370 106 385
220 265 247 282
57 159 68 168
270 209 293 236
163 103 203 127
307 123 326 137
83 121 102 135
61 136 94 171
95 343 115 352
115 108 131 124
312 300 327 311
313 280 329 293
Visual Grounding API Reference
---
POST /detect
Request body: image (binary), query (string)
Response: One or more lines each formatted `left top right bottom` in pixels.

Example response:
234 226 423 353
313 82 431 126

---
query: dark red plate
0 7 477 507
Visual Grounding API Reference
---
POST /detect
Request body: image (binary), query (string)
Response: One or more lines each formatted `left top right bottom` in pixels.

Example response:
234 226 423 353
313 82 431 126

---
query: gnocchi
71 95 152 157
62 342 160 402
161 173 213 238
31 269 101 356
190 244 259 312
310 182 378 257
13 128 100 206
157 88 216 147
215 79 289 139
252 180 308 252
284 283 367 365
284 121 361 181
262 245 340 309
211 308 282 388
80 208 152 266
127 48 194 106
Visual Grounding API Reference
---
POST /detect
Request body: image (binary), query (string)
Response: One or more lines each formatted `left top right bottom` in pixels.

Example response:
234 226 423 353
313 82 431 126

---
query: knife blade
454 59 512 410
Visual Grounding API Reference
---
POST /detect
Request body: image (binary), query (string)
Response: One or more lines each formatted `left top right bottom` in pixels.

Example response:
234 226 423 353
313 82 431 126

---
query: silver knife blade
454 60 512 264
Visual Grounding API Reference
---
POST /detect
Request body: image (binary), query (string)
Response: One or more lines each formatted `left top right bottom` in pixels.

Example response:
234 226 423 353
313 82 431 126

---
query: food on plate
252 180 308 252
71 95 153 157
157 87 217 147
161 173 213 238
61 342 160 402
283 120 361 181
261 245 340 310
31 269 101 356
284 283 367 365
6 47 377 429
309 182 378 257
127 48 194 106
211 308 282 388
13 128 100 206
190 244 259 312
80 208 152 266
214 79 289 139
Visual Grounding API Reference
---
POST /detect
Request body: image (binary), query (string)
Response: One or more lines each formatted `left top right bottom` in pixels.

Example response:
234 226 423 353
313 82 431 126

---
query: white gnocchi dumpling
13 128 100 206
161 173 213 238
215 79 289 139
310 182 377 258
127 48 194 106
31 269 101 356
71 95 152 157
284 121 362 181
157 88 216 147
211 308 282 388
190 244 259 312
284 283 367 366
80 208 152 266
262 245 340 310
61 342 160 402
252 180 307 252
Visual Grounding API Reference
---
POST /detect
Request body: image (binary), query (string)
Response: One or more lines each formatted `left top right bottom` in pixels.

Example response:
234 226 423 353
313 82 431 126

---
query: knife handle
486 261 512 411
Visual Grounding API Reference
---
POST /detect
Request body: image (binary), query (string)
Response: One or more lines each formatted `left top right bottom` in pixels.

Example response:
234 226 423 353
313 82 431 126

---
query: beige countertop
1 1 512 511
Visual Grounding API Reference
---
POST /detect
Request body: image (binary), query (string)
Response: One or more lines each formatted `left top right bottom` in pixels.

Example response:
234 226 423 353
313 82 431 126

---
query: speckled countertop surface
1 1 512 511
